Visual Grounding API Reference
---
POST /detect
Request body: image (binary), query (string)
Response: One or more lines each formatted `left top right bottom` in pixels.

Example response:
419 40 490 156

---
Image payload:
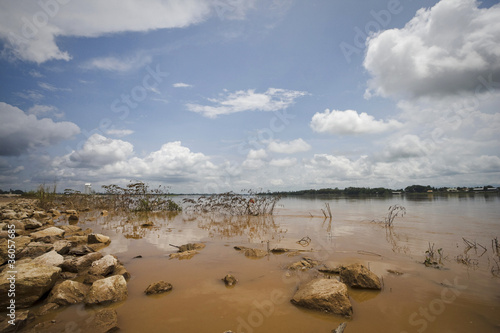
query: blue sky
0 0 499 193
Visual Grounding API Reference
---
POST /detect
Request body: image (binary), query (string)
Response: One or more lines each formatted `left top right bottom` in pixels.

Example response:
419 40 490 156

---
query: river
29 193 500 332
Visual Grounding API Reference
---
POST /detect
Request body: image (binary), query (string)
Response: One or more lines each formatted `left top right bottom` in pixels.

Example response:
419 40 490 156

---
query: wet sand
24 195 500 332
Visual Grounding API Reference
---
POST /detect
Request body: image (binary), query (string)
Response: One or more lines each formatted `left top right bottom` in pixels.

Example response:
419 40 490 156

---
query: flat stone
291 278 353 317
30 227 65 241
18 242 53 259
169 250 198 260
61 252 103 273
32 250 64 267
23 218 43 230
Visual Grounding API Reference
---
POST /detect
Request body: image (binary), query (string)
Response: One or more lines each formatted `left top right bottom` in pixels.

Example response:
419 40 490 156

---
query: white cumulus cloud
364 0 500 99
310 109 402 135
186 88 307 118
0 102 80 156
267 138 311 154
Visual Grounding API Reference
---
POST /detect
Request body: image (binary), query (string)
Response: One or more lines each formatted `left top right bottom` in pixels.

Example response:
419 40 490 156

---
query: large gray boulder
30 227 65 241
47 280 90 306
291 278 353 317
85 275 128 305
88 233 111 245
88 255 118 276
0 263 61 308
339 263 382 290
32 250 64 267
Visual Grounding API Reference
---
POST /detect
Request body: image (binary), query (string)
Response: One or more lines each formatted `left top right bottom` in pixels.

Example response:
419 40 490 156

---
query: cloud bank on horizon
0 0 499 193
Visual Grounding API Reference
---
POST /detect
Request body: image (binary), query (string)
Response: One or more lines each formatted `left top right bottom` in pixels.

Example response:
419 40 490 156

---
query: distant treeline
270 185 499 197
0 189 24 195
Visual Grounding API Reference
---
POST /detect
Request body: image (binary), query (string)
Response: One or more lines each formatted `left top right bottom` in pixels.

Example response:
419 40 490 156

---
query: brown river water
25 194 500 332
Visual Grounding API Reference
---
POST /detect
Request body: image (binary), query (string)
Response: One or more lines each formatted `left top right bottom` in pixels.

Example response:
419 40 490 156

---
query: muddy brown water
24 194 500 332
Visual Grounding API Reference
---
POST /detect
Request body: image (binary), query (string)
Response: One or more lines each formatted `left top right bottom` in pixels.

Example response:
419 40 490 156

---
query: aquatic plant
182 190 280 216
384 204 406 227
101 181 181 212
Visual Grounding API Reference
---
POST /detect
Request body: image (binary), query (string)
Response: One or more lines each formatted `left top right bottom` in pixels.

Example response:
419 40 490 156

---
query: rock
100 210 108 216
318 264 342 274
48 280 90 306
3 220 24 230
68 244 94 256
339 263 382 290
68 214 79 222
88 309 119 333
222 274 237 286
85 275 128 305
32 250 64 267
30 227 65 241
88 243 109 252
387 269 404 276
169 250 198 260
60 272 77 280
0 236 31 264
291 278 353 317
49 209 61 216
65 209 78 215
23 218 43 230
288 257 319 270
18 242 53 259
144 281 173 295
141 221 154 227
1 210 17 220
61 252 103 273
244 248 268 259
53 240 73 255
0 309 32 332
113 264 131 280
36 302 60 316
177 243 205 252
59 225 82 235
88 233 111 245
65 235 88 245
234 246 268 259
0 263 61 308
32 211 48 219
89 255 118 276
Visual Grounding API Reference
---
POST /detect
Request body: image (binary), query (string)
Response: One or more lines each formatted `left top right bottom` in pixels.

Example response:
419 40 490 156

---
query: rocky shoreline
0 199 387 332
0 199 128 332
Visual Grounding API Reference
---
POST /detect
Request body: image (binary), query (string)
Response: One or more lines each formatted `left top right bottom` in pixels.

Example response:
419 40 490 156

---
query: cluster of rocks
290 261 382 318
233 243 383 319
0 200 128 332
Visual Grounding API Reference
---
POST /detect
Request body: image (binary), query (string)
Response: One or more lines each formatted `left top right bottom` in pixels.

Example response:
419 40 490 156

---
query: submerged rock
169 250 198 260
0 263 61 308
339 263 382 290
288 257 319 270
85 275 128 305
291 278 352 317
222 274 238 286
177 243 205 252
234 246 268 259
144 281 173 295
88 309 119 333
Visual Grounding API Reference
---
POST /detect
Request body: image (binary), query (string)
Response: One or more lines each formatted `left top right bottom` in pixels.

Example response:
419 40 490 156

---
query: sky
0 0 499 194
